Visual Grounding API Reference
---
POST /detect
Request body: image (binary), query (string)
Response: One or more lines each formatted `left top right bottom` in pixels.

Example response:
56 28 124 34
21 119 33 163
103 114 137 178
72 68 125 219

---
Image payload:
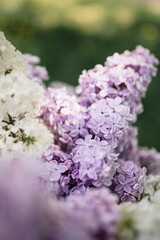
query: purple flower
70 119 88 137
105 113 125 132
137 147 160 175
24 53 48 86
45 161 68 181
79 162 98 180
112 160 146 202
87 115 105 134
115 174 135 194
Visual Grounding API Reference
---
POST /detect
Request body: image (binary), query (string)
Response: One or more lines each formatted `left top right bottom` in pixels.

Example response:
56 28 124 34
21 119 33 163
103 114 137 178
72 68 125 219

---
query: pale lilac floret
44 161 68 181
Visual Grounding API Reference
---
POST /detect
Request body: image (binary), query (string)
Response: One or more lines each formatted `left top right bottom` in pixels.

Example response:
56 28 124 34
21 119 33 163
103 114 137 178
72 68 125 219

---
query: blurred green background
1 0 160 150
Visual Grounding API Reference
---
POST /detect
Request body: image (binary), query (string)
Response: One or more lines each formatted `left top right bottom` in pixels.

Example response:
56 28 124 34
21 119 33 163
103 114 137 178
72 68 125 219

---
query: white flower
0 32 27 75
0 31 54 156
119 188 160 240
0 70 44 119
0 117 53 156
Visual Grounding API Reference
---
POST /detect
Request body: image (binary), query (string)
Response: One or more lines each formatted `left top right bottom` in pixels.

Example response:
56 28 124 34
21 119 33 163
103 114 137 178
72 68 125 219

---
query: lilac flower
75 134 94 148
41 145 72 196
115 174 135 194
137 147 160 175
79 162 98 180
41 45 157 204
44 160 68 181
87 115 105 134
24 53 48 86
105 113 125 132
112 160 146 202
70 119 88 137
77 46 158 120
72 135 117 188
89 98 111 117
42 87 87 152
102 128 123 148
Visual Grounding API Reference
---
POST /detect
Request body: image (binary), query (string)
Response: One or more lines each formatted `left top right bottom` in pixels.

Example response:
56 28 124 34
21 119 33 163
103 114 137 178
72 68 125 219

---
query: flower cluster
42 45 159 201
77 46 158 120
2 31 160 240
72 135 117 188
137 147 160 175
41 144 73 196
87 97 133 148
0 32 52 156
42 87 87 152
113 160 146 202
25 53 48 86
118 189 160 240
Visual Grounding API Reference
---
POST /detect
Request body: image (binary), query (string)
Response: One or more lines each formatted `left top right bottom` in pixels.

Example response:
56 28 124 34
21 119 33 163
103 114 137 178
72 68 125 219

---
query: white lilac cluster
0 32 52 156
2 32 160 240
118 182 160 240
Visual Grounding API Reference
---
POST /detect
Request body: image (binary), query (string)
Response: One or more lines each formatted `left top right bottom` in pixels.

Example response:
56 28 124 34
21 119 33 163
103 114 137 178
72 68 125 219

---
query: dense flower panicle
50 188 119 240
137 147 160 175
105 46 158 117
77 46 158 120
42 87 88 152
0 70 44 119
113 160 146 202
76 64 109 105
0 32 27 75
0 31 53 156
25 54 48 86
87 97 133 148
72 135 118 188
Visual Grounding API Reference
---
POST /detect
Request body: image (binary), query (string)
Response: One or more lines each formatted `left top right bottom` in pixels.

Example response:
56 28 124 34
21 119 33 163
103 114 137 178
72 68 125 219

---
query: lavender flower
137 147 160 175
24 53 48 86
72 135 118 188
42 87 87 152
113 160 146 202
77 46 158 120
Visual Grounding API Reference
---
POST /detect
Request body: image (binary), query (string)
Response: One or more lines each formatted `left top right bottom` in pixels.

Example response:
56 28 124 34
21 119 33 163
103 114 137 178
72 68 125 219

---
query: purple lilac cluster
24 53 48 86
113 160 146 202
42 87 88 152
53 188 119 240
87 97 133 148
41 46 159 202
71 135 117 189
77 46 158 119
137 147 160 175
